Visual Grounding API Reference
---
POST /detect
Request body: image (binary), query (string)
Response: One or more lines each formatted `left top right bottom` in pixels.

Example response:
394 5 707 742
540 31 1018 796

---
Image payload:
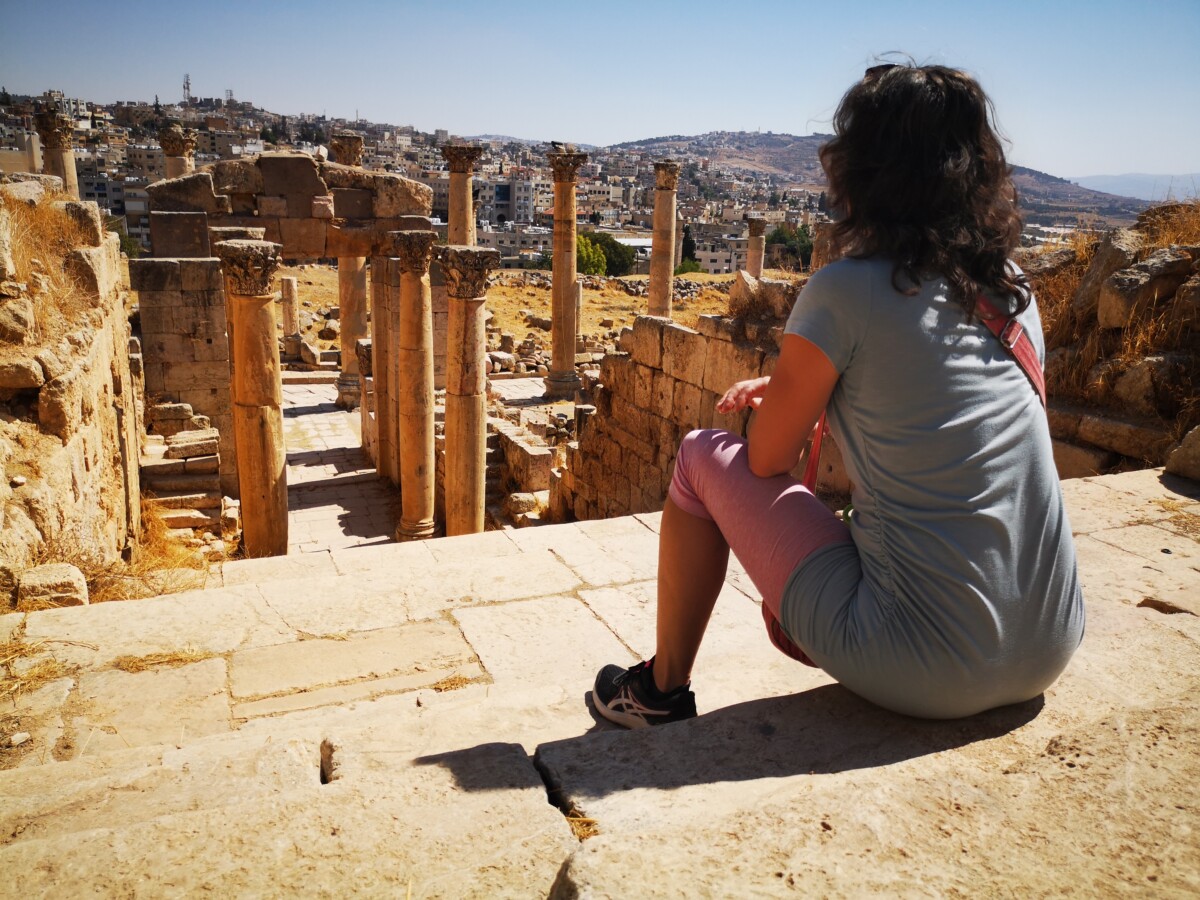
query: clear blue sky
2 0 1197 178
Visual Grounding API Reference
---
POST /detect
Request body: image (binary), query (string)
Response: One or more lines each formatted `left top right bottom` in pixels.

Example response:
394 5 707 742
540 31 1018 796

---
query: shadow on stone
414 684 1044 795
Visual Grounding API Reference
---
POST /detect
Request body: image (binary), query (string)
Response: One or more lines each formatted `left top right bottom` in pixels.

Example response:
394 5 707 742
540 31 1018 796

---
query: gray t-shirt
782 256 1084 718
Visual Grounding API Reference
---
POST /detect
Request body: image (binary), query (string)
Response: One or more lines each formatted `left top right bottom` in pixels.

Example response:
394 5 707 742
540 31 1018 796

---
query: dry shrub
32 506 212 606
111 647 216 673
0 193 93 350
1135 199 1200 247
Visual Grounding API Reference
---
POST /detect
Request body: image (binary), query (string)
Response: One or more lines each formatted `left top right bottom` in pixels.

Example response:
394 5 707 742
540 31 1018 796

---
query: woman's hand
716 377 770 414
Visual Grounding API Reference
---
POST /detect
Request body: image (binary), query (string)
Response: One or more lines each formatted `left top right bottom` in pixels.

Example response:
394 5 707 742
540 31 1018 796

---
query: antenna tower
225 89 234 103
183 73 192 105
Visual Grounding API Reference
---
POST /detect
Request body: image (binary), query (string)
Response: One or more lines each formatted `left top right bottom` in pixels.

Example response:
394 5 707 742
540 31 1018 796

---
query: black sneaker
592 658 697 729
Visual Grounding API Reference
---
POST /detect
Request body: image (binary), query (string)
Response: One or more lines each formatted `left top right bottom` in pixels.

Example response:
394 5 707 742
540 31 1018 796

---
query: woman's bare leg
653 497 730 692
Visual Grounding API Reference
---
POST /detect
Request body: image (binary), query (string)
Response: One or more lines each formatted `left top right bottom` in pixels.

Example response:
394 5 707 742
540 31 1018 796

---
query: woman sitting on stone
592 63 1085 726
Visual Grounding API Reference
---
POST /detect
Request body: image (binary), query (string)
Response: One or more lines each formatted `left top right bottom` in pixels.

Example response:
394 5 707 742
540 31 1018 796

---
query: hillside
613 130 1149 226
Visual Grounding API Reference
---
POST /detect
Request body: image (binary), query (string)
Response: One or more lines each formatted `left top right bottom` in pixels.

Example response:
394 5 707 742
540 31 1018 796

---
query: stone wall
552 314 850 521
0 198 141 573
129 258 237 496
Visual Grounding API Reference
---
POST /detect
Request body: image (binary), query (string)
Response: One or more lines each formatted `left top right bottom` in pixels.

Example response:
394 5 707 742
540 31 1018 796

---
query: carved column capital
330 133 364 167
746 216 768 238
547 150 588 184
35 109 74 150
215 240 283 296
389 230 439 274
435 246 500 299
158 122 197 158
441 144 485 174
654 160 681 191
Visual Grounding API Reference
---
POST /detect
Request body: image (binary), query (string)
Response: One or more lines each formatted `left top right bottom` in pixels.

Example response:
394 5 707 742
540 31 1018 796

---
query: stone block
38 367 83 440
632 363 655 409
1071 228 1141 320
258 152 326 197
702 336 764 395
17 563 88 610
53 200 105 247
1052 439 1118 479
257 195 288 217
162 359 231 391
671 381 704 431
1097 248 1192 329
129 259 181 292
629 316 667 368
179 258 223 292
278 218 327 259
205 159 265 195
649 371 675 420
285 193 318 218
1077 414 1174 463
0 358 45 390
150 211 211 258
310 195 335 219
661 323 707 386
331 188 373 219
147 172 231 215
0 295 35 345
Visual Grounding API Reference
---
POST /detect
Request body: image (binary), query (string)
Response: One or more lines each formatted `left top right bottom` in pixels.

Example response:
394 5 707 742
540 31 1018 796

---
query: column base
335 373 361 410
396 520 437 542
282 334 303 360
543 370 582 401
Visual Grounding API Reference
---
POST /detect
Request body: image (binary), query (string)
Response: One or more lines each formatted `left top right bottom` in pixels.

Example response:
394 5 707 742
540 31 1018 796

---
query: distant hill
1069 173 1200 202
612 131 1151 226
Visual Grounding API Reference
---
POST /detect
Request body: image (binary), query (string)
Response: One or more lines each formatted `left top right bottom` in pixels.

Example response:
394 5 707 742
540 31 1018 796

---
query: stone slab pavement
0 469 1197 896
281 382 399 553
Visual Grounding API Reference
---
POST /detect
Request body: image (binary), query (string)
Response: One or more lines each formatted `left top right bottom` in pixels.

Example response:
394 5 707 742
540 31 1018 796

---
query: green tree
681 223 697 263
674 259 702 275
577 233 606 276
766 223 813 269
586 230 637 277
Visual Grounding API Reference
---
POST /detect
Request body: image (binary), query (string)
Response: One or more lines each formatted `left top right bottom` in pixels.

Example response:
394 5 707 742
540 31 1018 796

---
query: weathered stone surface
53 200 105 247
1071 227 1141 320
0 205 15 281
0 179 48 206
214 240 282 296
1165 424 1200 480
72 659 230 754
319 162 432 217
277 218 327 259
661 322 707 386
1112 352 1190 418
1168 274 1200 330
0 358 45 390
627 315 666 368
1076 413 1175 462
258 152 326 197
1051 438 1118 479
147 172 232 215
16 563 88 610
0 295 36 344
1097 247 1192 328
1018 245 1078 280
204 159 265 195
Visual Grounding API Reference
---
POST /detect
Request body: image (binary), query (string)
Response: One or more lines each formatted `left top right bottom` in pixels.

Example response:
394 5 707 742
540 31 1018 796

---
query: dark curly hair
819 63 1029 318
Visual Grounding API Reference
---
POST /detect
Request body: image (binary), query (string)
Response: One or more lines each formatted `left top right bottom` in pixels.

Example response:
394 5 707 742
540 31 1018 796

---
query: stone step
157 507 221 529
141 471 221 493
151 415 212 438
164 428 219 460
140 454 220 479
145 490 223 510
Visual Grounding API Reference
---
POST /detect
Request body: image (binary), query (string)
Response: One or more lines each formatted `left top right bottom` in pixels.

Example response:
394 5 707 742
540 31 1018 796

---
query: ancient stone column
746 216 767 279
369 255 398 485
391 231 439 540
215 240 288 558
545 148 588 400
159 123 197 179
34 109 78 199
648 161 681 318
330 133 368 410
279 276 302 358
436 245 500 536
441 145 485 246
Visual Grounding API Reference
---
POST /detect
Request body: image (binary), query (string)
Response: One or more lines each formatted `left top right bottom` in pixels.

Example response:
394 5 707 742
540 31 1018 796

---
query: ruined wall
129 258 237 496
552 314 849 521
0 197 141 572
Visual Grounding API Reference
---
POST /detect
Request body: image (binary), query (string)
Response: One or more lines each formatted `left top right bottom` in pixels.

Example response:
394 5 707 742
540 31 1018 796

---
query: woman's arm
745 334 839 478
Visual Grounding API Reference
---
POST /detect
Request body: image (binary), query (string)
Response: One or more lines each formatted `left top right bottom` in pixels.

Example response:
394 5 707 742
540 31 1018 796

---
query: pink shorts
668 429 853 665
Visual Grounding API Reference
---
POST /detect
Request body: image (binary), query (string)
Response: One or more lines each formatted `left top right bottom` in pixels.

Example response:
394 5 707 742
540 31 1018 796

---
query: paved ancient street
2 448 1198 894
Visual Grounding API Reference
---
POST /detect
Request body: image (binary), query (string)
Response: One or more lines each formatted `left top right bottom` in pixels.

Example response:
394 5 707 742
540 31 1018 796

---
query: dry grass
32 506 212 606
563 805 600 841
111 647 216 673
1032 201 1200 434
0 626 94 705
430 673 471 693
0 193 93 355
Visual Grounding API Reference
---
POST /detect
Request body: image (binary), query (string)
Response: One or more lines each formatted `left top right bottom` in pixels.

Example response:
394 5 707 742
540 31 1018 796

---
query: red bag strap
974 294 1046 408
801 412 827 492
